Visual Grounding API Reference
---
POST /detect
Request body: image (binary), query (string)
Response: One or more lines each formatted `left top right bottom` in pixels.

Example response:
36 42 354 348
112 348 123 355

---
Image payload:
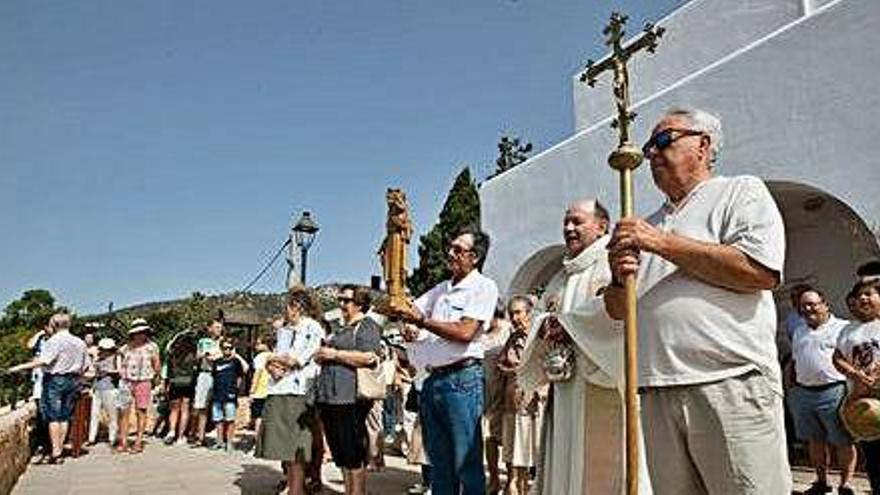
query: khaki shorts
641 372 792 495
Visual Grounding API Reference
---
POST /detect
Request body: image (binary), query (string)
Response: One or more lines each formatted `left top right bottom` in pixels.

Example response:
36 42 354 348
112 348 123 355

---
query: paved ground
11 439 875 494
12 440 421 495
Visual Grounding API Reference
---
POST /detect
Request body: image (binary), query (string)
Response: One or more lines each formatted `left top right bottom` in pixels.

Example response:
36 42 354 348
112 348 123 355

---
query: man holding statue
391 224 499 495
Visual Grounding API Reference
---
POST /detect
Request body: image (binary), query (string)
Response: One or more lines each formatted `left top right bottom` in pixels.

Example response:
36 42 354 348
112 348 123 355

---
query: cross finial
578 13 664 160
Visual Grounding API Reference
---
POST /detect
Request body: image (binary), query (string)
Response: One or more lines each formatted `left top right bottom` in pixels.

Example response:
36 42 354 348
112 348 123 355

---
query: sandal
129 444 144 454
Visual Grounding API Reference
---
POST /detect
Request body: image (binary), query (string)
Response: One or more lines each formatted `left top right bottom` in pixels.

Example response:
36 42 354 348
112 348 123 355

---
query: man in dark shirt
211 339 247 452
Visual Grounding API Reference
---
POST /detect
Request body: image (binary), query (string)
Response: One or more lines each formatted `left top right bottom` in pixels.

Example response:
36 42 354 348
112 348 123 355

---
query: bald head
563 199 609 256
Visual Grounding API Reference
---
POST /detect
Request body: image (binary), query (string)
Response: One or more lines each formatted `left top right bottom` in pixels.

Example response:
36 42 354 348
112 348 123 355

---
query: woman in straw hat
117 318 160 454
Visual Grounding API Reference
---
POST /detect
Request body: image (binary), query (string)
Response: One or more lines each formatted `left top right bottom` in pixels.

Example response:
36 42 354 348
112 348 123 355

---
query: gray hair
50 312 71 331
665 108 723 164
507 294 534 315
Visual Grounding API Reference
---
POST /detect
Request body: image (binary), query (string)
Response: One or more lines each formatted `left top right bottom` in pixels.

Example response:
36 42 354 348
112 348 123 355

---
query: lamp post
292 211 320 286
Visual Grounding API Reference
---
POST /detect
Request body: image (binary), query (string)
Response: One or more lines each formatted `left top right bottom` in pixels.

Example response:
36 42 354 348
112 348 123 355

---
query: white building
480 0 880 313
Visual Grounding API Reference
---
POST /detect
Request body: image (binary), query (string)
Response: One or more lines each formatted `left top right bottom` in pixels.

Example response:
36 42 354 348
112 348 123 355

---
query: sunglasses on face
642 128 706 157
337 296 354 303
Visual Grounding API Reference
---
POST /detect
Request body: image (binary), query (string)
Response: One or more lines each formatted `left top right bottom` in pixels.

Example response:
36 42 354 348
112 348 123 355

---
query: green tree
1 289 56 333
408 167 481 296
492 135 532 177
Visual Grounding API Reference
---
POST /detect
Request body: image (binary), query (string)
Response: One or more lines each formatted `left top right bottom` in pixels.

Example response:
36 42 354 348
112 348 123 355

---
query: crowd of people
6 106 880 495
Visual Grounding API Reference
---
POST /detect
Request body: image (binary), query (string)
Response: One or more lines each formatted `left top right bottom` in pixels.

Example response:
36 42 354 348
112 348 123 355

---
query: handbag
354 320 388 400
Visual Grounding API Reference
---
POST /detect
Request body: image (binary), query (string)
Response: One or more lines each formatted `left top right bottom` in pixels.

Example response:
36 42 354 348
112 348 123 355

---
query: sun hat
128 317 151 336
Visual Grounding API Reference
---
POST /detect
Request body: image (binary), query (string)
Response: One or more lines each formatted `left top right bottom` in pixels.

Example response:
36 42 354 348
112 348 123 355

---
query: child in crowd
211 338 247 452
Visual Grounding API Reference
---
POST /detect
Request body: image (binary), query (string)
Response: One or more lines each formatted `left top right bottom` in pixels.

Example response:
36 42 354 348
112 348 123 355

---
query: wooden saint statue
375 188 417 316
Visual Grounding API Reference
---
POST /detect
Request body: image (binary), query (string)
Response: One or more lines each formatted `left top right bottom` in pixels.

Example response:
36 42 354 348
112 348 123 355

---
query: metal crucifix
579 12 664 495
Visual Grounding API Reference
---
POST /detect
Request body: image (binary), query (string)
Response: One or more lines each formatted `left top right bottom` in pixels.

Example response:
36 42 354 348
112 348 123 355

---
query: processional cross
579 12 664 495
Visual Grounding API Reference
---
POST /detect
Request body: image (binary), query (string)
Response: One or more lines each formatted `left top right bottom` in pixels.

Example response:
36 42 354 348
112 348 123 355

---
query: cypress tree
408 167 481 296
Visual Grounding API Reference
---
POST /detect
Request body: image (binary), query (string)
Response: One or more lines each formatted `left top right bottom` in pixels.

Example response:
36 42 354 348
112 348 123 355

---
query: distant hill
83 283 382 326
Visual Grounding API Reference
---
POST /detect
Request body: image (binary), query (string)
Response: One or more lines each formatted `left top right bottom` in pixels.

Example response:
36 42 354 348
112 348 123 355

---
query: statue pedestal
373 294 416 318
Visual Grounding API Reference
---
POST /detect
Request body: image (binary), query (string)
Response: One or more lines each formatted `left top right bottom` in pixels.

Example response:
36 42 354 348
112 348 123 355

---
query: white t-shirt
791 316 848 386
636 175 786 391
409 269 499 368
835 320 880 390
266 317 324 396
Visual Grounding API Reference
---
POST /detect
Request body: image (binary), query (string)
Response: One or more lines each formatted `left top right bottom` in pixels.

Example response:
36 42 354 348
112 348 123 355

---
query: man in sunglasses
394 224 499 495
604 108 790 494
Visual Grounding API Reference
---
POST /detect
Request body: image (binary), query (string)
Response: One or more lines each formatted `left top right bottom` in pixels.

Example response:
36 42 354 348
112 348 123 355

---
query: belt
796 381 845 392
427 358 481 376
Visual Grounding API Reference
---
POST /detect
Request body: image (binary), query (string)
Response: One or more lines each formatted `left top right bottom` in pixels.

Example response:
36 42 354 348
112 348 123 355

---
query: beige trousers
641 372 792 495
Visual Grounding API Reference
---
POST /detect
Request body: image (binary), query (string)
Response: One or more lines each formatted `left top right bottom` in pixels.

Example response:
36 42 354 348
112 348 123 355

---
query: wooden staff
579 12 664 495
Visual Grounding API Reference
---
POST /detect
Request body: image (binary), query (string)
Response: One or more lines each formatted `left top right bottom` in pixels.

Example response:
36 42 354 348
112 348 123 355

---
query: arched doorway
766 180 880 316
507 244 566 297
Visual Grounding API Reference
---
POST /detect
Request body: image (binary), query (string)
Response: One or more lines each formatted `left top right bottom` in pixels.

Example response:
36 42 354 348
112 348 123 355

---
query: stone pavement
11 441 421 495
10 439 876 494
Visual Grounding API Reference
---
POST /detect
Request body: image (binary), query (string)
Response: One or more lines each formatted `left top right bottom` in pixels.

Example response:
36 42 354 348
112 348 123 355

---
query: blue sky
1 0 686 314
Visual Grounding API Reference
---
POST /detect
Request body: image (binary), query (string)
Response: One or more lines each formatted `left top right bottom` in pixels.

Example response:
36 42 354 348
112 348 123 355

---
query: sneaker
225 442 234 453
163 434 175 446
174 437 188 446
804 481 832 494
211 442 225 451
838 486 855 495
407 483 427 495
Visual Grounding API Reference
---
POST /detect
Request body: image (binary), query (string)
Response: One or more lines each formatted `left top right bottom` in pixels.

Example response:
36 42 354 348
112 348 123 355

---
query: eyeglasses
337 296 354 303
642 128 706 157
449 244 473 255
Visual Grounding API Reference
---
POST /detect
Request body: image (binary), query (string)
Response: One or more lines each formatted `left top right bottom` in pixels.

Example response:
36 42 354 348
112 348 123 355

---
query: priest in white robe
518 199 652 495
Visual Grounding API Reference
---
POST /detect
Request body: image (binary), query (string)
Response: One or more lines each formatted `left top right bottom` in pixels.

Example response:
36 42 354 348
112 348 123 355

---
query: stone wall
0 402 35 495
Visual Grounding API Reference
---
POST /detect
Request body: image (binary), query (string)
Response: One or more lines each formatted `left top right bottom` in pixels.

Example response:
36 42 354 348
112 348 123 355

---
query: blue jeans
421 363 485 495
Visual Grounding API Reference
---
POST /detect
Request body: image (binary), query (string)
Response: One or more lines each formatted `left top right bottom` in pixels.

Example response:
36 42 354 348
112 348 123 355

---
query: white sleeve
414 285 439 318
462 279 498 323
722 176 786 275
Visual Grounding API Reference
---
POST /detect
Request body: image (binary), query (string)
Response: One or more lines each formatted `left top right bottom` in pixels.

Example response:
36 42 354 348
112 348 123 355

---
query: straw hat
128 318 151 335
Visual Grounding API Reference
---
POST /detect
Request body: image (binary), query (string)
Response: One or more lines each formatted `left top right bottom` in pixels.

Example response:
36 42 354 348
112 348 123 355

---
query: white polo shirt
409 269 499 369
636 175 786 392
791 315 848 386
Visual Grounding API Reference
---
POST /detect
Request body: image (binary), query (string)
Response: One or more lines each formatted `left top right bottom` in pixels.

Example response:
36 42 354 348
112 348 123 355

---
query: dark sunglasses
337 296 354 303
642 128 706 156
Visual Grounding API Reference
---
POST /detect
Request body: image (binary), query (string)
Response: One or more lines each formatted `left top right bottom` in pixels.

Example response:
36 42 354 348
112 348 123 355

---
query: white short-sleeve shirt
266 317 324 396
39 330 88 375
636 175 786 391
408 269 499 368
791 316 848 386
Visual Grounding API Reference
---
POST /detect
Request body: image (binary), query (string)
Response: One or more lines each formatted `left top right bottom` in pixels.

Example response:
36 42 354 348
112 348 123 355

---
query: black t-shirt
316 317 383 405
211 356 244 402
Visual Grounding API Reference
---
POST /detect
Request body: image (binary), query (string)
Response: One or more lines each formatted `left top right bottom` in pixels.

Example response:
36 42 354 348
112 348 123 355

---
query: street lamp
292 210 320 285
